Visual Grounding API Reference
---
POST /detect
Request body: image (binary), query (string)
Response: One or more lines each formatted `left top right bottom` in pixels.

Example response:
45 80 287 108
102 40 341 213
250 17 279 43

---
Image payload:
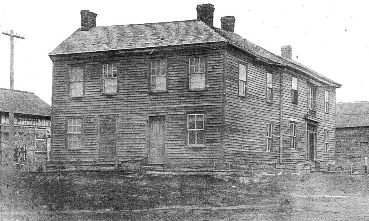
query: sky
0 0 368 104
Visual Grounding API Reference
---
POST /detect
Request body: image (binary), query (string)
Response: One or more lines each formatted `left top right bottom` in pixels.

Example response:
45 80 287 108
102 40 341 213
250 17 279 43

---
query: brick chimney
81 10 97 31
281 45 292 59
196 4 215 27
221 16 235 32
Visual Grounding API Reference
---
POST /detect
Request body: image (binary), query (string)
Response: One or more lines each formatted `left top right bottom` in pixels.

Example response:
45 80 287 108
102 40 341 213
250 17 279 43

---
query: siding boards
51 48 224 168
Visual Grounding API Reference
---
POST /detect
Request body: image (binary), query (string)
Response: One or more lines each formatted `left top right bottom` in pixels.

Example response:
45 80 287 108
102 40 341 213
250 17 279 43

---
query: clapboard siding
223 46 337 168
51 47 224 167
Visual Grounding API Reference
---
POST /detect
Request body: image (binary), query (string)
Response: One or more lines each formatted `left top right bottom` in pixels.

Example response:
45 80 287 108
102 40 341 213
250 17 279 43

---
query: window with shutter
291 77 298 104
266 73 273 102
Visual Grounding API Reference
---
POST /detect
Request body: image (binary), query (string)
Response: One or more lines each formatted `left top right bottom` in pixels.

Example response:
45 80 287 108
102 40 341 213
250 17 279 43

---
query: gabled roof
336 102 369 128
49 20 226 55
0 88 51 117
49 19 341 87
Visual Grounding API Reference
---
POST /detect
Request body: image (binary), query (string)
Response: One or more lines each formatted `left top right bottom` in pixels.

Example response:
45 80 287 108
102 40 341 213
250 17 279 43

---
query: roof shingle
49 18 340 87
336 102 369 128
0 88 51 117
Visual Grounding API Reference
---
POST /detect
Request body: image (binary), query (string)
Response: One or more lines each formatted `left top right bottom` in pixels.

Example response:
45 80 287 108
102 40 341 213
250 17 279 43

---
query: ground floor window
187 114 205 146
324 129 329 153
290 123 297 149
67 118 82 149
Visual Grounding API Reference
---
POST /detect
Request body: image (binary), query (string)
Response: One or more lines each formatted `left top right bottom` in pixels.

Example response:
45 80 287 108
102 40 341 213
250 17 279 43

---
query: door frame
306 122 317 161
147 115 166 164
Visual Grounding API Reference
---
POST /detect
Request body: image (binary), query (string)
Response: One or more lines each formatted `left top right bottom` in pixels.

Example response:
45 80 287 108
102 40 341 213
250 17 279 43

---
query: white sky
0 0 368 104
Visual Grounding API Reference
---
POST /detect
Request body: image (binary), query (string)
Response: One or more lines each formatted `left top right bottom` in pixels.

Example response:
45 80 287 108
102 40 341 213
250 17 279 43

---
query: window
102 63 118 94
69 67 83 97
324 90 329 113
239 64 247 96
291 77 298 104
290 123 297 149
266 73 273 102
308 86 316 112
189 57 206 90
67 118 82 149
324 129 329 153
266 123 272 151
187 114 205 146
150 60 167 92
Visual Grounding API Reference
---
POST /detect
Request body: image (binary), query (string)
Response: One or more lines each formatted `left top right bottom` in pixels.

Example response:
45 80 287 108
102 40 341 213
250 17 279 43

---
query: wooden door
148 116 165 164
307 123 317 161
361 142 369 172
99 115 117 161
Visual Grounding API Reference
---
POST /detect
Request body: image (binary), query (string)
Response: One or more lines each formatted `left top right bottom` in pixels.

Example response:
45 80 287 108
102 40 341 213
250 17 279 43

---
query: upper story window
187 114 205 146
324 90 329 113
189 57 206 90
308 85 316 111
102 63 118 94
266 73 273 102
290 123 297 149
69 67 83 97
266 123 272 151
150 60 167 92
67 118 82 149
291 77 298 104
239 64 247 96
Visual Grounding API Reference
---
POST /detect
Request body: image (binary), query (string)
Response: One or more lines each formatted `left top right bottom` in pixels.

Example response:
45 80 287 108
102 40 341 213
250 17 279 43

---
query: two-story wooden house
49 4 340 171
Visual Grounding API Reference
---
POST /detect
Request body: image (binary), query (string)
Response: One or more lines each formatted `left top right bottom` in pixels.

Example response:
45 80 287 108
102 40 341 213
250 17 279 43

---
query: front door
307 123 317 161
148 116 165 164
361 142 369 172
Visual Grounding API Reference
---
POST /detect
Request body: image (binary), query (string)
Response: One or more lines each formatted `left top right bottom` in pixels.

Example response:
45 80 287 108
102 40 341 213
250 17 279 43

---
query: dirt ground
1 171 369 220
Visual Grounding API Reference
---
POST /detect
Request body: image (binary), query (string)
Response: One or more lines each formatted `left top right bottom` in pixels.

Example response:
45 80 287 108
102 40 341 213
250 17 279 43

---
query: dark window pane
188 115 195 129
196 115 204 129
197 130 205 144
188 131 196 144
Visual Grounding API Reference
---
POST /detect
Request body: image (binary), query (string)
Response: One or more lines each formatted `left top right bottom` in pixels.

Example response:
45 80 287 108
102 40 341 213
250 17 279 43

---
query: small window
324 129 329 153
150 60 167 92
187 114 205 146
69 67 83 97
266 123 272 151
189 57 206 90
239 64 247 96
266 73 273 102
67 118 82 149
324 90 329 113
102 63 118 94
291 77 298 104
290 123 297 149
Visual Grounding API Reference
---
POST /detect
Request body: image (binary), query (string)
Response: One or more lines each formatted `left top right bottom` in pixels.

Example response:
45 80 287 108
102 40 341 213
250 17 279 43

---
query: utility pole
2 30 24 167
2 30 25 90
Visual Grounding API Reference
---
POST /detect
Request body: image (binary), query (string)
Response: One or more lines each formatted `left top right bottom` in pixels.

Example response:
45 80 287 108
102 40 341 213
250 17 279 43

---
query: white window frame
324 90 329 113
266 123 272 151
150 60 167 92
102 63 118 94
324 129 329 153
291 77 298 104
67 118 82 149
189 57 206 90
69 67 84 97
187 114 205 146
266 73 273 102
291 123 297 149
239 63 247 96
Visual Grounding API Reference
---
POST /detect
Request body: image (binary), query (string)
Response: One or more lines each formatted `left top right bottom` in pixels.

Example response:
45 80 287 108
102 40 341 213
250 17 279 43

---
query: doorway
306 123 317 161
148 116 165 164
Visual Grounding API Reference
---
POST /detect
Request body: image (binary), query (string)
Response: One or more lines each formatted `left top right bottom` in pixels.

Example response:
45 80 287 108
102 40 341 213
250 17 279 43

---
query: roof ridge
0 88 35 94
96 19 199 28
